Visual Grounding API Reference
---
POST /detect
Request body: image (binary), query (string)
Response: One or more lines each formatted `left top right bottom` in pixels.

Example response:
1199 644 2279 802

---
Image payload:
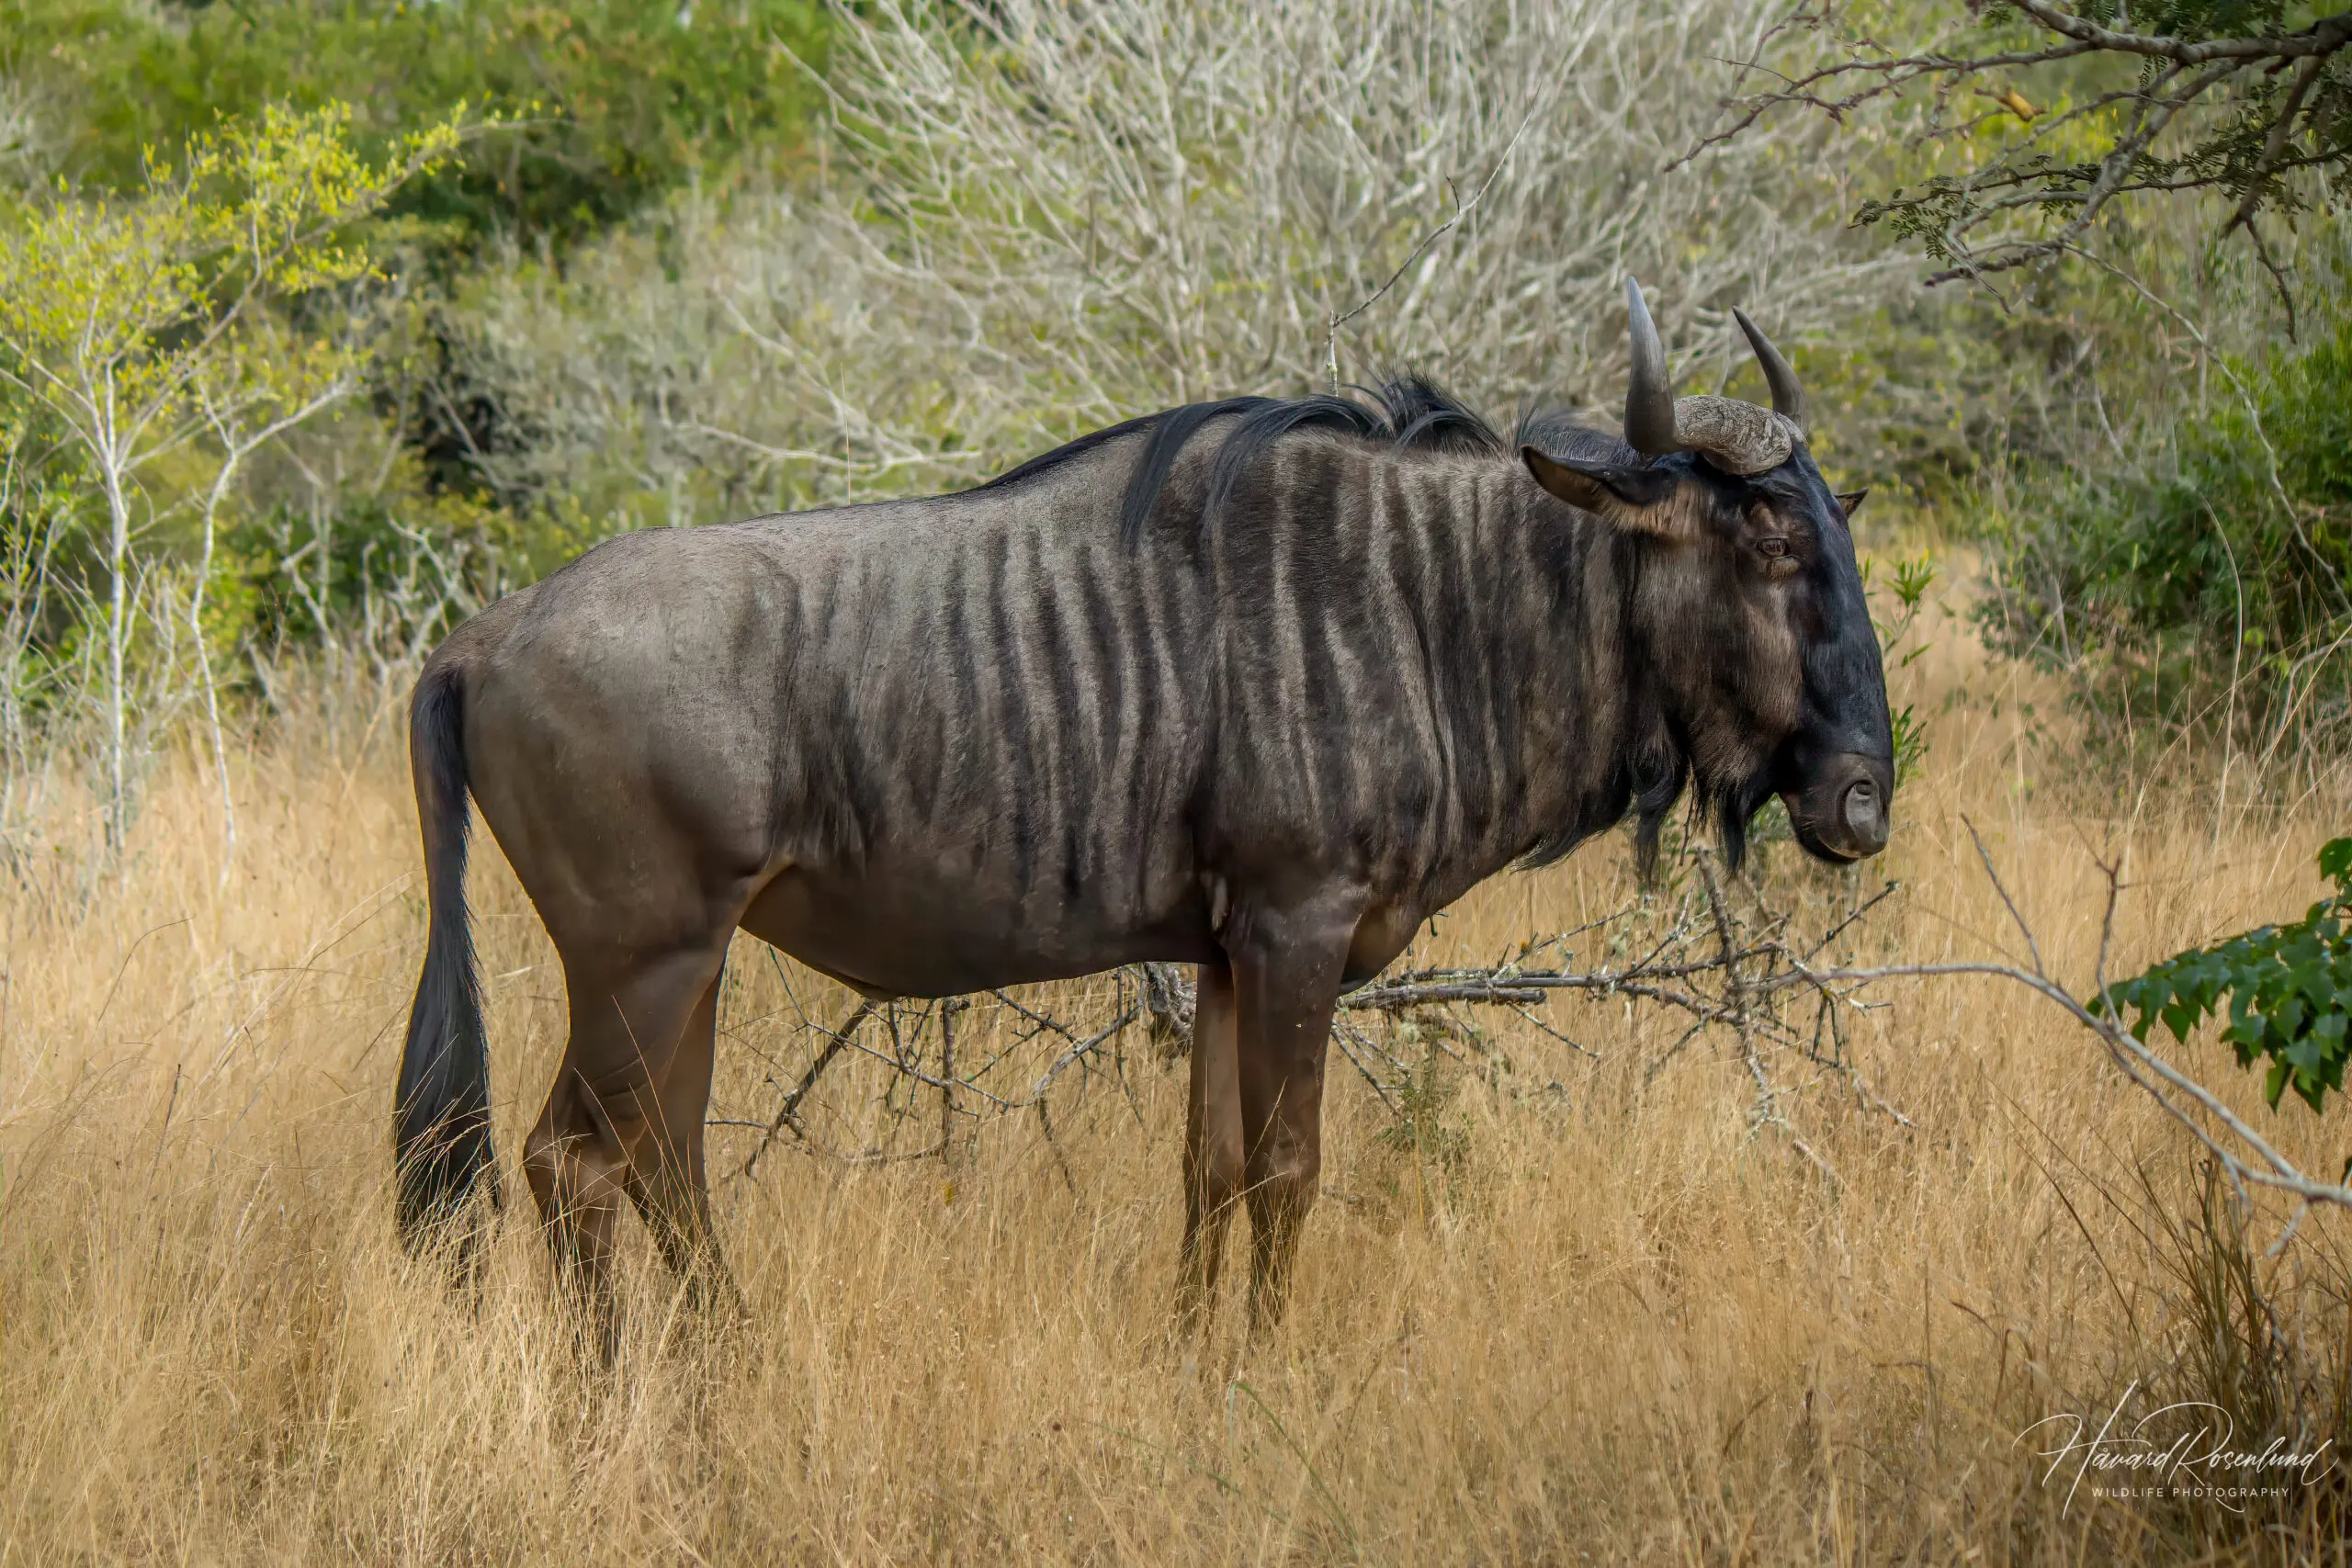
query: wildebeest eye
1758 537 1791 558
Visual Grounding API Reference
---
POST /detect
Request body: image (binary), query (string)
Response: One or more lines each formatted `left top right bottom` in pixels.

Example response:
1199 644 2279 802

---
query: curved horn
1623 276 1682 457
1732 307 1805 433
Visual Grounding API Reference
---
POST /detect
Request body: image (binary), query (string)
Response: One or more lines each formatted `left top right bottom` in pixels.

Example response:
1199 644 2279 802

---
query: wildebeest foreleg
1173 960 1241 1337
1229 893 1355 1332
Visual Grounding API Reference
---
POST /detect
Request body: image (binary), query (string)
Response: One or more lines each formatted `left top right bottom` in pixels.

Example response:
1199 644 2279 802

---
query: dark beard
1710 761 1781 874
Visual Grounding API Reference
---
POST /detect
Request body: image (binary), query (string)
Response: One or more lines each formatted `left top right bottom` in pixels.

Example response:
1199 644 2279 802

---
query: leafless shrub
449 0 1913 523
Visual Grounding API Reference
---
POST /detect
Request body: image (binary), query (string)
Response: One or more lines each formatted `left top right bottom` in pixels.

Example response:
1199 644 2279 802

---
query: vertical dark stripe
1071 540 1133 905
1029 527 1083 895
978 525 1035 893
932 543 976 828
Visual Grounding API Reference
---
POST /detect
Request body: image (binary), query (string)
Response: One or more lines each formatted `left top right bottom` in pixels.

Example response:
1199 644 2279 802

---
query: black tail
393 659 499 1248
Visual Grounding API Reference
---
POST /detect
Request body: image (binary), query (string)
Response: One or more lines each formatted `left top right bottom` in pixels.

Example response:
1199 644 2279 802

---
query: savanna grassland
4 569 2347 1567
6 1 2351 1562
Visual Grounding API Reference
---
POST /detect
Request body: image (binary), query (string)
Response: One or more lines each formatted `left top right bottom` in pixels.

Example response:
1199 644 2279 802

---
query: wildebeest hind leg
621 964 748 1325
523 936 731 1358
1173 961 1241 1339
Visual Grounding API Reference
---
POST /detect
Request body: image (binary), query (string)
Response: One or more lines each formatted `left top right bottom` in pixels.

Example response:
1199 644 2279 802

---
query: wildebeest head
1521 279 1894 868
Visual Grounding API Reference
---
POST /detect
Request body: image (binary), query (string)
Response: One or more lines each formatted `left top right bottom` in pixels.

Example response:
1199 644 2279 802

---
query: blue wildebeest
394 280 1893 1340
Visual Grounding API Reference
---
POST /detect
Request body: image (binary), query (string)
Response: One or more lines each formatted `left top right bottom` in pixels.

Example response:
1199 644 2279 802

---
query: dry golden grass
4 589 2347 1566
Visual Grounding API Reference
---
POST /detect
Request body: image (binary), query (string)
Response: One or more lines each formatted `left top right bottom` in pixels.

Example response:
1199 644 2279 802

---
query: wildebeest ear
1836 488 1869 522
1521 446 1688 536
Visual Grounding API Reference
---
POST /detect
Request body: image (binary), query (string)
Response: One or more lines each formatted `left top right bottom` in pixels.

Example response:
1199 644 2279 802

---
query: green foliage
3 0 826 253
0 100 467 569
1827 2 2352 279
1866 550 1938 786
1373 1021 1472 1176
223 468 516 658
0 102 461 403
1978 299 2352 754
2097 838 2352 1113
0 100 468 834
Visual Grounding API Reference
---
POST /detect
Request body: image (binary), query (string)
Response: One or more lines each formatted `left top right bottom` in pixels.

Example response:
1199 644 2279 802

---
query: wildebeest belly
741 855 1430 1000
739 861 1223 999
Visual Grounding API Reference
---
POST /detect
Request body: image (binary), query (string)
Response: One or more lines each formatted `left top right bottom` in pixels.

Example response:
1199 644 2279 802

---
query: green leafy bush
1979 306 2352 760
2098 838 2352 1114
4 0 826 253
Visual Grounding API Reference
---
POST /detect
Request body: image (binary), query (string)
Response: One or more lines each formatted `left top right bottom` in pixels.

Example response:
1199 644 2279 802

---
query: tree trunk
99 442 130 852
194 479 237 879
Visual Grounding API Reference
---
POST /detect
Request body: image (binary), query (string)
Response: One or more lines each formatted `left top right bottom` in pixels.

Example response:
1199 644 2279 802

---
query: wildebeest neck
1132 429 1666 911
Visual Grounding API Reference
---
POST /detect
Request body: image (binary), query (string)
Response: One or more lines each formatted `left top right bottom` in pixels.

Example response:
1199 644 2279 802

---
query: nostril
1840 779 1886 847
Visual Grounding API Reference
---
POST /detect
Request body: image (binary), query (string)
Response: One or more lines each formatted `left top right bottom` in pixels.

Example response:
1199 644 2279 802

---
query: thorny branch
1738 845 2352 1235
716 833 2346 1254
1686 2 2352 287
718 857 1920 1183
735 1000 875 1179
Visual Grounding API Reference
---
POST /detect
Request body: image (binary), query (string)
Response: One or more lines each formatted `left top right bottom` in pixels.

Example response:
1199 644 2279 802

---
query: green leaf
2096 836 2350 1116
2296 1071 2329 1114
2274 994 2310 1039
